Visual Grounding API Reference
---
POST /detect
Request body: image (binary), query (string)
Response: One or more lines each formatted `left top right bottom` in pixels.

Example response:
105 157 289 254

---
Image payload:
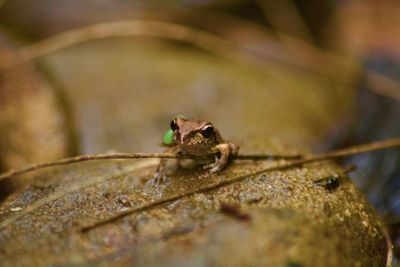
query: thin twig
342 164 357 174
366 70 400 102
255 0 314 42
254 0 358 83
381 224 394 267
0 20 252 72
80 137 400 232
234 154 301 160
0 19 357 84
0 152 301 182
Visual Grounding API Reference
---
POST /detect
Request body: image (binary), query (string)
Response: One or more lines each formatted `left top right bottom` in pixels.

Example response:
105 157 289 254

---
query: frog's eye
170 119 178 131
201 125 214 138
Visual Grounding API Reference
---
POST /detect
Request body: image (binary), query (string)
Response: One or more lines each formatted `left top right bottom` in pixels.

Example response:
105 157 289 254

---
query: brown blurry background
0 0 399 261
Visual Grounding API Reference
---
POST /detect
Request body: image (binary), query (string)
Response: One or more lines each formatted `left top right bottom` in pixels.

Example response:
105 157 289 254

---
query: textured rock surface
0 156 388 266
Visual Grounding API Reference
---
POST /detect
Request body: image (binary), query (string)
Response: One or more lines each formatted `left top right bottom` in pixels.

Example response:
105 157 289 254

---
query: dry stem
0 20 252 72
0 152 301 182
79 137 400 232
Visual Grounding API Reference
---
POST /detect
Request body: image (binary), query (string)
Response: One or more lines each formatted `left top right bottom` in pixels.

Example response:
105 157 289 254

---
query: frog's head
163 115 218 148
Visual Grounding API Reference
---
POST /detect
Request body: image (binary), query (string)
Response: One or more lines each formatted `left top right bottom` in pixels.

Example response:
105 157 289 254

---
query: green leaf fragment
163 129 175 145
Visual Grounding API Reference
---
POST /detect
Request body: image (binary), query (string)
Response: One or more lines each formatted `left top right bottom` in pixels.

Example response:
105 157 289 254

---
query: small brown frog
155 115 239 181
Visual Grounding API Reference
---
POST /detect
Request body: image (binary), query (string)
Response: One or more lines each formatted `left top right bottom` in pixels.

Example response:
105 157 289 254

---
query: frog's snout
194 132 207 143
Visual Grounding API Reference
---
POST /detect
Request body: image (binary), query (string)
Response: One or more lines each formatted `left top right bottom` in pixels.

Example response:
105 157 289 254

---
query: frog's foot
153 175 166 184
204 142 239 173
202 155 220 172
154 158 168 184
152 171 168 184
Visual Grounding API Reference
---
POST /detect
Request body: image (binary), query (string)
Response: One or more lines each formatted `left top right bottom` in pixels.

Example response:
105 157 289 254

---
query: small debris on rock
220 203 251 222
314 176 340 191
117 196 131 207
10 207 23 212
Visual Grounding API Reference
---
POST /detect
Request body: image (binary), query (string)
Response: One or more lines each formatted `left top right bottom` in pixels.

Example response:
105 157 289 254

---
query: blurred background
0 0 399 258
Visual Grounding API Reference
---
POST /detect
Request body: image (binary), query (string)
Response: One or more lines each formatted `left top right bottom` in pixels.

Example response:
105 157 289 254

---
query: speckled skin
156 117 239 180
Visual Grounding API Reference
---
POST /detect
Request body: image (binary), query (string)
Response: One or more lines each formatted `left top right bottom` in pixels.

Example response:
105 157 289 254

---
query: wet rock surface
0 156 388 266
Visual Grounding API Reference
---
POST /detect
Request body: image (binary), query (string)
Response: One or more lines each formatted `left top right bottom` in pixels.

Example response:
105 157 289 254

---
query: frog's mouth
180 143 214 156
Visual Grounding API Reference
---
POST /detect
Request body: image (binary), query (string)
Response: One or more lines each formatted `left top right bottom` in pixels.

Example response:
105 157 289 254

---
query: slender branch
366 70 400 102
342 164 357 174
1 137 399 183
0 152 301 182
80 137 400 232
0 20 252 72
298 137 400 164
255 0 314 42
234 154 301 160
0 19 357 84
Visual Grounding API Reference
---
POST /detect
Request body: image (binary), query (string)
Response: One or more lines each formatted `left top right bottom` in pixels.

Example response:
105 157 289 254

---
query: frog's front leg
154 146 181 183
204 142 239 173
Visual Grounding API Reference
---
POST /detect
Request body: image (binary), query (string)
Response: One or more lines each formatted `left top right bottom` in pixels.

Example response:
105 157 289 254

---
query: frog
155 115 239 181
